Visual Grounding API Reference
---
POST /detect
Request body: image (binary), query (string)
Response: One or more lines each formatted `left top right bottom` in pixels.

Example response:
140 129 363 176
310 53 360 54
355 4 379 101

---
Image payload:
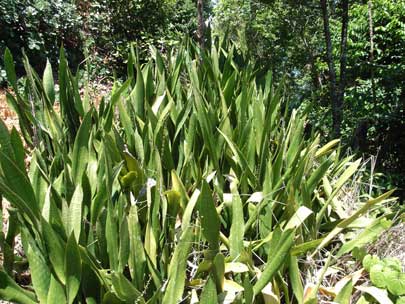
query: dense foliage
0 0 83 82
83 0 175 76
0 0 210 82
213 0 323 99
344 0 405 189
0 41 397 303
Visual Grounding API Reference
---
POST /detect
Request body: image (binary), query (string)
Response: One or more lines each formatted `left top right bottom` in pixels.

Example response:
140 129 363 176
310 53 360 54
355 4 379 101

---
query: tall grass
0 40 395 303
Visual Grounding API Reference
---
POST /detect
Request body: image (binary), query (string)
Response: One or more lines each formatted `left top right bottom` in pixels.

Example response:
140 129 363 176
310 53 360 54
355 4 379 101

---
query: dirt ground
0 89 19 131
0 89 16 234
0 89 16 304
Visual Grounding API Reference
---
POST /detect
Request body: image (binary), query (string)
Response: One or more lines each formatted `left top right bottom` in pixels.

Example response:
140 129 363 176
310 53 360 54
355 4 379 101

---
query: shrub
0 0 83 85
82 0 203 78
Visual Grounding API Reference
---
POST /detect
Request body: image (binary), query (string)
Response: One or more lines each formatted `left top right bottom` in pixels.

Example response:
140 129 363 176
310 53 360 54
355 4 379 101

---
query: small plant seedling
362 254 405 300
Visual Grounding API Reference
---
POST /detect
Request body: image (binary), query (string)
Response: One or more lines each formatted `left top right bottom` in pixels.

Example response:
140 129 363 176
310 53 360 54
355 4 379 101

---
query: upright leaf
43 59 55 104
42 219 66 284
4 48 17 90
254 228 295 295
23 232 51 303
65 233 82 304
71 110 92 183
47 275 67 303
197 181 220 256
229 181 244 260
68 184 83 241
128 203 146 290
162 226 193 304
200 276 218 304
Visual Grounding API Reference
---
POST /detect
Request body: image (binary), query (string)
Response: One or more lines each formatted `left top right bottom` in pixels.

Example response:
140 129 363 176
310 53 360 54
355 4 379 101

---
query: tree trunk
197 0 205 50
368 0 376 104
320 0 341 138
338 0 349 126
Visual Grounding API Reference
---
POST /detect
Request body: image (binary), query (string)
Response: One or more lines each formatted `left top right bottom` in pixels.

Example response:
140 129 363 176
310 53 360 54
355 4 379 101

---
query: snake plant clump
0 40 395 303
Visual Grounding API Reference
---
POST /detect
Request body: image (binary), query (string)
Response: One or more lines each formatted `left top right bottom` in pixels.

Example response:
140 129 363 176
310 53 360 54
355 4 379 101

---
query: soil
0 89 18 304
0 89 17 235
0 89 19 131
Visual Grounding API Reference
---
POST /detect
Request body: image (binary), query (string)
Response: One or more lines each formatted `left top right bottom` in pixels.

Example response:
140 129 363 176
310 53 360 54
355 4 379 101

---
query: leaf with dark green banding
65 233 82 304
4 48 17 90
162 226 193 304
197 181 220 255
229 181 244 260
47 275 67 303
71 110 92 183
200 276 218 304
253 228 295 295
24 231 51 303
111 272 145 303
43 59 55 104
68 184 83 241
42 219 66 285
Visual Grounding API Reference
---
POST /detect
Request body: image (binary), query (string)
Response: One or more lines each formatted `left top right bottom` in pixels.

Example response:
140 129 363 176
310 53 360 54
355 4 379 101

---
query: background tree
0 0 212 82
320 0 349 138
344 0 405 197
368 0 376 103
0 0 83 80
213 0 324 96
320 0 340 137
197 0 205 49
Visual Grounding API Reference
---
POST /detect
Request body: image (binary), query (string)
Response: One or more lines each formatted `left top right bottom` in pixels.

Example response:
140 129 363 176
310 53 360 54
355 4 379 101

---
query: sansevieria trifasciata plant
0 40 395 303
